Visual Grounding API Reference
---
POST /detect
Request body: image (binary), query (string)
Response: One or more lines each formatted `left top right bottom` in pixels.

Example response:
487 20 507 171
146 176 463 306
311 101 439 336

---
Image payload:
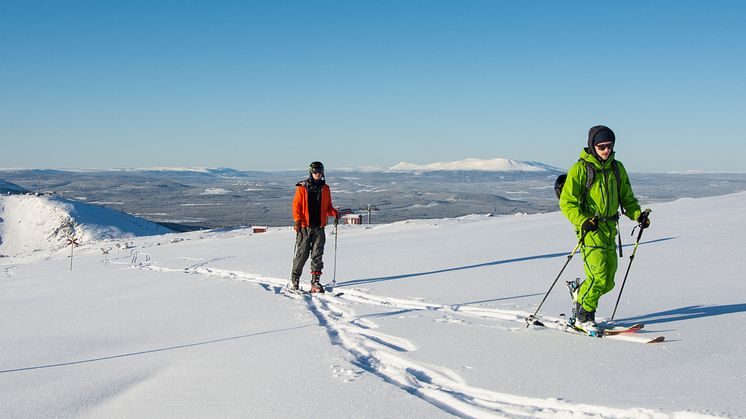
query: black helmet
309 161 324 175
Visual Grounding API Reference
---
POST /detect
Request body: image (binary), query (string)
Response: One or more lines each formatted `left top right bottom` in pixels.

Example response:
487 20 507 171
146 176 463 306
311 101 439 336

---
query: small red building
342 214 362 225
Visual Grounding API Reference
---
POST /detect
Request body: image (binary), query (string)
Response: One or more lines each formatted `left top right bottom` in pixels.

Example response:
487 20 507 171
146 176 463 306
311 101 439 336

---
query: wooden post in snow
67 237 79 271
101 248 111 266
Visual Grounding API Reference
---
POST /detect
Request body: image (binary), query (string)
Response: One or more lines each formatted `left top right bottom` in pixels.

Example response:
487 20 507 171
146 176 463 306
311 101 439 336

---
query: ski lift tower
360 204 379 224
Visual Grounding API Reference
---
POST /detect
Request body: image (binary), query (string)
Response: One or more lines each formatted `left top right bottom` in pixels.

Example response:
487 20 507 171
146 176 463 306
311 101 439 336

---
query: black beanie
588 125 616 149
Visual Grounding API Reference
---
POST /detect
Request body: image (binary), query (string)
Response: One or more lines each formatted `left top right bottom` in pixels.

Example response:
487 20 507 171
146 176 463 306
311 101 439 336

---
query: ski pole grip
635 209 651 240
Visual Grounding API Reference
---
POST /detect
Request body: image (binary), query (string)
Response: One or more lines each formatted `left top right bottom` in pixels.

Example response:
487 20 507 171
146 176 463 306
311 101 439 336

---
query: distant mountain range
3 163 746 231
388 158 560 173
2 157 562 175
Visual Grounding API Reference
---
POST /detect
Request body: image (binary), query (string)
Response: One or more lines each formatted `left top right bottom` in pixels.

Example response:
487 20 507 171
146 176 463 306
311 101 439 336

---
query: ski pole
331 216 339 290
611 209 651 321
526 230 588 327
288 227 300 289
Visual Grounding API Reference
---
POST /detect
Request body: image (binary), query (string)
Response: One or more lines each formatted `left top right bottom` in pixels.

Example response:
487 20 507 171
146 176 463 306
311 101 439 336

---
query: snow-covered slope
0 194 172 256
389 157 559 172
2 192 745 417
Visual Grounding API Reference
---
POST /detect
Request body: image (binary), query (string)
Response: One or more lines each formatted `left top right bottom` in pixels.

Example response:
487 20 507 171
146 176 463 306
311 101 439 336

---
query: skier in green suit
559 125 651 334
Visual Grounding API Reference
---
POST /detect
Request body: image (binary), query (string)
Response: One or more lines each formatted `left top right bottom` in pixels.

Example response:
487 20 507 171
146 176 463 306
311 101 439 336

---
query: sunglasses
311 169 324 174
595 143 613 151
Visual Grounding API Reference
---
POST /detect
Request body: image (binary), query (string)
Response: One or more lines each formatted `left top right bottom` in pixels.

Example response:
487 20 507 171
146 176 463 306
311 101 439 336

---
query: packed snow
2 192 745 417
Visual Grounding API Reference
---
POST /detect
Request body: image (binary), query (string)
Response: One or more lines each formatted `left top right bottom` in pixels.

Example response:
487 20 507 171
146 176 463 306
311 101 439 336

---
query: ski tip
647 336 665 344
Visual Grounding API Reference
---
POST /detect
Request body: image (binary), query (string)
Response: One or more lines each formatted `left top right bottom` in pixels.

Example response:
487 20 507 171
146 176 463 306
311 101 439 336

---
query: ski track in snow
134 260 689 419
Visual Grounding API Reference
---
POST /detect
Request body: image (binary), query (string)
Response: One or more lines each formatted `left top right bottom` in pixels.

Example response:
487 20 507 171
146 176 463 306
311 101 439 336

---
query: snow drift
0 194 172 256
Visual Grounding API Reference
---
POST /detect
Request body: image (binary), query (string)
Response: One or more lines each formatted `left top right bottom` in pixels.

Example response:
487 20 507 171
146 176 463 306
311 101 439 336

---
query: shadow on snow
337 237 676 288
616 303 746 326
0 324 314 375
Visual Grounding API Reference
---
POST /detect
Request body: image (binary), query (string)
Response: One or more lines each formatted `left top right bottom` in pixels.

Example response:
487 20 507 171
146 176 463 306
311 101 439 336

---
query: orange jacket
293 182 338 228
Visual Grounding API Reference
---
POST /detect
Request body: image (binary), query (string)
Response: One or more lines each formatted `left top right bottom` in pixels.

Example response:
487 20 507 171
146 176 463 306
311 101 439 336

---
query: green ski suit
559 149 643 313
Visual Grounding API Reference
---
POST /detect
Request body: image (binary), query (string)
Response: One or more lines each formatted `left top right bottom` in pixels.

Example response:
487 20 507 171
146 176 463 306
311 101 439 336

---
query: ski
282 286 343 298
528 315 664 344
565 323 664 343
600 323 644 336
564 322 643 337
554 279 662 342
282 287 308 296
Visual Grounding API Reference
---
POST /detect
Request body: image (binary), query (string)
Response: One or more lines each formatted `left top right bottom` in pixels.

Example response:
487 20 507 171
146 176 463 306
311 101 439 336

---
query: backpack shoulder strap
581 160 595 195
611 160 625 214
577 159 595 209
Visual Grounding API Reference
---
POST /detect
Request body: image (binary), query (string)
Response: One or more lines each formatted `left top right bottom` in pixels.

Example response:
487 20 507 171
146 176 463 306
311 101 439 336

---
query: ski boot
288 278 300 292
565 279 581 328
573 309 600 337
310 272 325 294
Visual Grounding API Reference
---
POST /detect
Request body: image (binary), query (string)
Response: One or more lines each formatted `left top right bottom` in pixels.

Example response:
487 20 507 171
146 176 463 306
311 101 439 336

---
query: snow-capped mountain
388 157 561 172
0 194 172 256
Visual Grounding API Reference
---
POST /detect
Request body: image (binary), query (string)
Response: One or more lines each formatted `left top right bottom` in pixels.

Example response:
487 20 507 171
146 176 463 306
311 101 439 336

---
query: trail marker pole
67 237 79 271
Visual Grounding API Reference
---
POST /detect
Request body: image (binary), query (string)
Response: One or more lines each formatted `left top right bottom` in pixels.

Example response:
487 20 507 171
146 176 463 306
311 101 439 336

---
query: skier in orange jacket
290 161 339 293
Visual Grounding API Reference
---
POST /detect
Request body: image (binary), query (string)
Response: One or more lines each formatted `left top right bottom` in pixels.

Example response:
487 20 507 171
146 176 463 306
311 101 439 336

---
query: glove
637 211 651 229
581 217 598 232
294 220 302 232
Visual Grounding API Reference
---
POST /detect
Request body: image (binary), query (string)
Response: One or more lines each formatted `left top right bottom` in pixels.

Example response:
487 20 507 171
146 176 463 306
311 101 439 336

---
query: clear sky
1 1 744 172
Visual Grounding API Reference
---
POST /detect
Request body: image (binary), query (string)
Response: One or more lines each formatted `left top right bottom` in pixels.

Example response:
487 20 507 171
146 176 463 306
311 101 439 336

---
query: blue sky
1 1 744 172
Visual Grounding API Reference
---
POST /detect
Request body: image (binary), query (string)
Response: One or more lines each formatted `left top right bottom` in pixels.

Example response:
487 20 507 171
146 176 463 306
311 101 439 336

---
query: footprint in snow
435 316 465 324
331 365 363 382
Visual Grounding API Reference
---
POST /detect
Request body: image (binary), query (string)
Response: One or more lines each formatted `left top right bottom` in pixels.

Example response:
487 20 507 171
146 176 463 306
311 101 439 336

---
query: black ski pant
291 227 326 281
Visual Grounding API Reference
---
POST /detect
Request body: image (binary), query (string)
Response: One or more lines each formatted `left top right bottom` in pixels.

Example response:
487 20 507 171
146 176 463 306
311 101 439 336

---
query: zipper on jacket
600 167 609 218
